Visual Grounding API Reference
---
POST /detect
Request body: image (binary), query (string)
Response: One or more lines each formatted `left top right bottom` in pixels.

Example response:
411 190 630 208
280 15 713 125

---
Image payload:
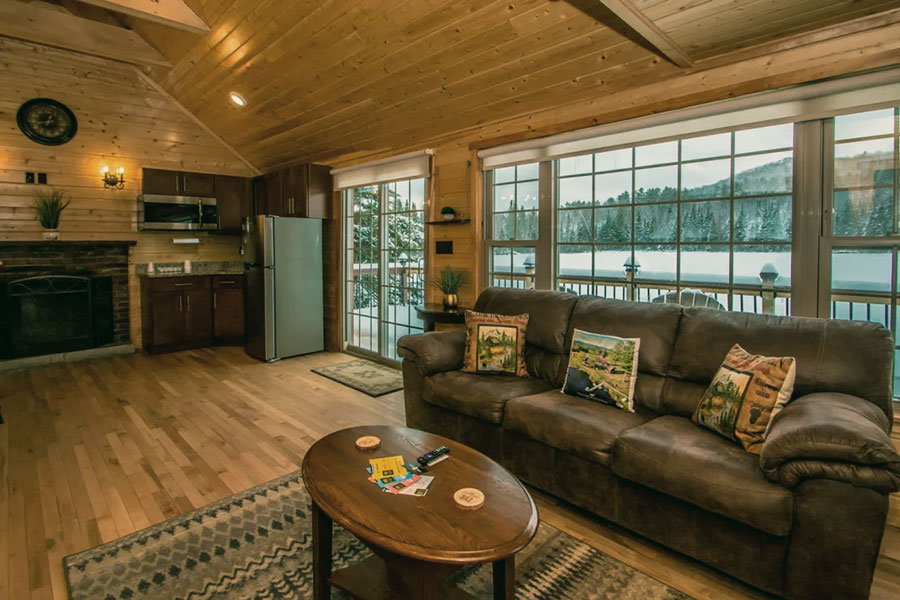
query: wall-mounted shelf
425 218 471 225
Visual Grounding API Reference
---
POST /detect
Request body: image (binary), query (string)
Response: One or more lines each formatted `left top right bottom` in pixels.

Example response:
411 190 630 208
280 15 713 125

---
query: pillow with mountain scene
692 344 797 454
562 329 640 412
462 311 529 376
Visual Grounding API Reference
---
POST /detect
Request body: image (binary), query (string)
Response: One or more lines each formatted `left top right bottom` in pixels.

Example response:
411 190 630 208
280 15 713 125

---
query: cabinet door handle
175 282 193 287
179 296 183 312
220 280 235 284
186 295 191 312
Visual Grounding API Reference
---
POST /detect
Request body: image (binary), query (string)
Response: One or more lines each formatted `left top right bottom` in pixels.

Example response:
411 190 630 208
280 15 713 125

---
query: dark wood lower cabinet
213 275 245 345
141 275 244 353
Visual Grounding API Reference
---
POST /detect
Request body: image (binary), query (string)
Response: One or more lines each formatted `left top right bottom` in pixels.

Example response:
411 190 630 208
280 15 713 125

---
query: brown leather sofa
398 287 900 600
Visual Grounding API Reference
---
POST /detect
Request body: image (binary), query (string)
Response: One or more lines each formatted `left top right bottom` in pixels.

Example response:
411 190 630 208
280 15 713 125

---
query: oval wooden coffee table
302 425 538 600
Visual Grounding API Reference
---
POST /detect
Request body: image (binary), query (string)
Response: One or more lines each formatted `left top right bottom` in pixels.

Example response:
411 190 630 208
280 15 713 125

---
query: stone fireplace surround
0 242 134 360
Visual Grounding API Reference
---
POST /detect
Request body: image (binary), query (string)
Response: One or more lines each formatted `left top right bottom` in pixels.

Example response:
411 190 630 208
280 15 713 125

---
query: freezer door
273 217 324 358
244 215 275 268
244 264 276 361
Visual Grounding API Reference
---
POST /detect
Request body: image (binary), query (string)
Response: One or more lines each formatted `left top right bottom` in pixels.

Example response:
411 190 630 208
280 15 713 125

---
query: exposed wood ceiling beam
566 0 693 68
0 1 171 68
73 0 210 35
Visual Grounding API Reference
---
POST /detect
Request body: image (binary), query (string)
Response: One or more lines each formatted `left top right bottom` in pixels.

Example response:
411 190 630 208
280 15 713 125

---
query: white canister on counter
147 262 155 275
184 260 192 274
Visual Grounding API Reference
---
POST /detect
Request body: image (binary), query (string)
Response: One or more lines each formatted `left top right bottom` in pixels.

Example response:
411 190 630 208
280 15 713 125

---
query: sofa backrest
472 287 894 423
474 287 577 386
664 308 895 422
568 295 682 415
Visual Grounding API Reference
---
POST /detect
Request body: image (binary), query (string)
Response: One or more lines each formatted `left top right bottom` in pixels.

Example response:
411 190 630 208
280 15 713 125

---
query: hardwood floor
0 346 897 600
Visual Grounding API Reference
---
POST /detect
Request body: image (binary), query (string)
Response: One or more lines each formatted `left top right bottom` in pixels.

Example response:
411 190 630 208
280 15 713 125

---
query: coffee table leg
312 501 332 600
492 556 515 600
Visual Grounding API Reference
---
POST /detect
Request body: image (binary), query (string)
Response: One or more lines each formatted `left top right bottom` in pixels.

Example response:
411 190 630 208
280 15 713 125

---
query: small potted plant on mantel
440 206 457 221
33 188 70 241
431 266 468 310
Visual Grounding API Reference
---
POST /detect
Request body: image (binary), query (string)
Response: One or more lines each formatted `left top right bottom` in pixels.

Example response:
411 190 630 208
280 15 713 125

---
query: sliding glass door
344 179 426 361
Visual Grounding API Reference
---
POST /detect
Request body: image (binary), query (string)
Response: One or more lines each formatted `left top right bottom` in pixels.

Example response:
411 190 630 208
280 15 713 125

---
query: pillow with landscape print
692 344 796 454
462 311 529 377
562 329 640 412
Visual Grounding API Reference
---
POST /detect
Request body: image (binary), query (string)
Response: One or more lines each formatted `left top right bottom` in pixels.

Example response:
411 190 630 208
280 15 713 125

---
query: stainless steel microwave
138 195 218 231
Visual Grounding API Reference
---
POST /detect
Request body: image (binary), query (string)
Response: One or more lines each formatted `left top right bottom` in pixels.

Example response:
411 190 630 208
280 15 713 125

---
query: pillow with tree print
562 329 640 412
693 344 796 454
462 311 529 377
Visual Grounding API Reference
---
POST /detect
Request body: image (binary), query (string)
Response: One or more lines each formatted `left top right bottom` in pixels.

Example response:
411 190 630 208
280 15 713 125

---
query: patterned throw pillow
462 311 529 376
693 344 797 454
562 329 640 412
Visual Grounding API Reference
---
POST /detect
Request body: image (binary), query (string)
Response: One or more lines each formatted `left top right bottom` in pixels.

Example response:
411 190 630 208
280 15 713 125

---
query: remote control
418 445 450 466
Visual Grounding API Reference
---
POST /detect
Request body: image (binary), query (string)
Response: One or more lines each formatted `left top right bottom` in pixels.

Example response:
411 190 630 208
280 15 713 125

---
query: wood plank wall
321 20 900 328
0 38 256 347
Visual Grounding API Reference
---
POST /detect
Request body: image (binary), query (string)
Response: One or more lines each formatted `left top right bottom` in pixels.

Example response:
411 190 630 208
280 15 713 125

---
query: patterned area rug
312 359 403 397
64 471 692 600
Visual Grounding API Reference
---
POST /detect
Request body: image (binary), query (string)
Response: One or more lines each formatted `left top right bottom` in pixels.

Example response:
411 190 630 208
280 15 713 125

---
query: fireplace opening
1 275 114 359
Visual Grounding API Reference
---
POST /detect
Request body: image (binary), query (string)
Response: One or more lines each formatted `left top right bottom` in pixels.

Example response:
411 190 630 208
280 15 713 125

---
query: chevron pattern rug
64 470 691 600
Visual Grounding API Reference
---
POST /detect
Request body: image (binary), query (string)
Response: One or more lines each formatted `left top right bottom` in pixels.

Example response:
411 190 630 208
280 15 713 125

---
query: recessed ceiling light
229 92 247 107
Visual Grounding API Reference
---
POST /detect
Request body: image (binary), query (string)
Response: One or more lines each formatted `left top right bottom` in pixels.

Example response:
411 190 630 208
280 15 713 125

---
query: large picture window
484 104 900 398
556 124 793 315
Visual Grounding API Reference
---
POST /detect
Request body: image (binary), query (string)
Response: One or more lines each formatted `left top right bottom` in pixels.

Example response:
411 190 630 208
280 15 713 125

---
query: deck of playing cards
366 456 434 496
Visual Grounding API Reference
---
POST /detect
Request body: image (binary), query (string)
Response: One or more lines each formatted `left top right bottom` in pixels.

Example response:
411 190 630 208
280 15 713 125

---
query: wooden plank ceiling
12 0 900 171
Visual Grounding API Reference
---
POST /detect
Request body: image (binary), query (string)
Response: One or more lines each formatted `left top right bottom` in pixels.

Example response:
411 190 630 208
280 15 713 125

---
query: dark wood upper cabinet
182 172 215 197
215 175 251 234
142 168 215 197
306 163 331 219
142 168 181 196
253 163 332 219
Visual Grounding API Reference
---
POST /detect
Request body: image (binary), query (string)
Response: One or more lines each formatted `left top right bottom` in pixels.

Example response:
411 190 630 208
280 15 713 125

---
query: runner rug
312 358 403 397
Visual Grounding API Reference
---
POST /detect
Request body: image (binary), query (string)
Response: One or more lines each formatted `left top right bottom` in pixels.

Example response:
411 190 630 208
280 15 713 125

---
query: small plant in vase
431 266 468 310
440 206 457 221
33 188 70 241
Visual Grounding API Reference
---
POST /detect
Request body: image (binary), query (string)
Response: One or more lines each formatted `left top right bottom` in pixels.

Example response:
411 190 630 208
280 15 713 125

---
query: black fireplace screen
1 275 113 359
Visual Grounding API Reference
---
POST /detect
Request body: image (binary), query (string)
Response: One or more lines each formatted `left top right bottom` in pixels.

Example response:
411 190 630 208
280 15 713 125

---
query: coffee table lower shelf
330 554 479 600
314 501 515 600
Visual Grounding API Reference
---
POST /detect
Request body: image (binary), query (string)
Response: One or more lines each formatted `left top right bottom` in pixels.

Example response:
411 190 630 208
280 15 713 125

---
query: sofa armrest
760 392 900 492
397 331 466 376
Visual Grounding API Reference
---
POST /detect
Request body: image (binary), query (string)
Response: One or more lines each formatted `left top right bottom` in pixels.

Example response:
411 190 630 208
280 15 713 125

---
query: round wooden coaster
355 435 381 451
453 487 485 511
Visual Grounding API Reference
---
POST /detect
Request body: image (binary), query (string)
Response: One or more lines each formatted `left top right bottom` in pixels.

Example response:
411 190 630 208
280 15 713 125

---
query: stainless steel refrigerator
242 215 324 361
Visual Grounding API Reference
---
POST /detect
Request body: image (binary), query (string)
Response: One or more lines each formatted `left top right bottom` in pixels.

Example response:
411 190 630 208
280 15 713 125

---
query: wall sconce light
102 166 125 189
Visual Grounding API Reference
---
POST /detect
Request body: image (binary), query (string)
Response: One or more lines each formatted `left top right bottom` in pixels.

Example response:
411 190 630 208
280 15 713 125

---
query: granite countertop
136 261 244 278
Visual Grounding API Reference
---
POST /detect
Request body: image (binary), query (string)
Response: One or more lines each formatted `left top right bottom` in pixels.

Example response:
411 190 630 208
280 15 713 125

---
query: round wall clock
16 98 78 146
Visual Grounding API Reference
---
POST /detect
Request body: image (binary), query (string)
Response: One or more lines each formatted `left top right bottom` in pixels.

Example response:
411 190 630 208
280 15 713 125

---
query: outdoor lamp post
759 263 779 315
623 256 641 301
524 255 535 289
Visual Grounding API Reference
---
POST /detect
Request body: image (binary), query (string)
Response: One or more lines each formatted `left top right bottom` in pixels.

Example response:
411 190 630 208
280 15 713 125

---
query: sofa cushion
474 287 577 353
611 415 793 536
462 310 529 376
665 307 893 421
693 344 797 454
423 371 553 424
569 296 681 414
504 391 649 465
562 329 640 412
